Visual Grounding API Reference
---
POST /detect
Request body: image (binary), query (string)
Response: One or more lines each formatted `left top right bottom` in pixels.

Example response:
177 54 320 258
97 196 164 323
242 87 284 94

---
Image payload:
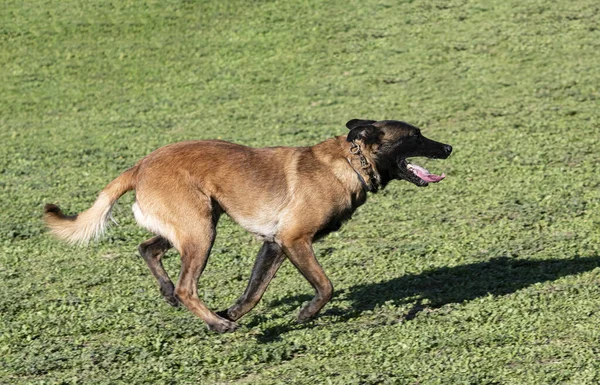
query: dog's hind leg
281 237 333 323
138 236 177 307
217 241 285 321
174 220 238 333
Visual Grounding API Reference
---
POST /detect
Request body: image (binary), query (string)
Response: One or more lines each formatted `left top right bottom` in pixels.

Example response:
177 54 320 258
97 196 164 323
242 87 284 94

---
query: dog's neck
345 140 381 193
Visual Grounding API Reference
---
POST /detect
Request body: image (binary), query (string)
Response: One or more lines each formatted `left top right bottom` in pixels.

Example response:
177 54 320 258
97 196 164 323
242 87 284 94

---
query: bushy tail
44 166 138 245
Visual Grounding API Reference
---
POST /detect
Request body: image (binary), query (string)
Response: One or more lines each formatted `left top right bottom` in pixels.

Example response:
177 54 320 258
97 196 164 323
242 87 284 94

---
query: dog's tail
44 165 139 245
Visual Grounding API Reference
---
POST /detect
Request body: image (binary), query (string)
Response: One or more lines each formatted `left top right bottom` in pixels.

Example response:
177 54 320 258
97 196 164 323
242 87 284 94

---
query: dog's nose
443 144 452 156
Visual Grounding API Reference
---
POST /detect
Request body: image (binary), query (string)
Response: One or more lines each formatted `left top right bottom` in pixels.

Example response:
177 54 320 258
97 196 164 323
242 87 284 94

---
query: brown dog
44 119 452 333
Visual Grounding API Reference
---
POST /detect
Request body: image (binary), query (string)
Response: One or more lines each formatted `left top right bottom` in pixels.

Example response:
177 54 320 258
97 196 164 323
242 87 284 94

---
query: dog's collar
347 141 380 193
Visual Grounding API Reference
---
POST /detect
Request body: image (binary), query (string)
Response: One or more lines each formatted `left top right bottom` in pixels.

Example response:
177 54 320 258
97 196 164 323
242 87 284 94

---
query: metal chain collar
349 140 380 192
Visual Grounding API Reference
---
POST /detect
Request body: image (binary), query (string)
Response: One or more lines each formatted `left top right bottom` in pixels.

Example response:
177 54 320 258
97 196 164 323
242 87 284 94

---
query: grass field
2 0 600 383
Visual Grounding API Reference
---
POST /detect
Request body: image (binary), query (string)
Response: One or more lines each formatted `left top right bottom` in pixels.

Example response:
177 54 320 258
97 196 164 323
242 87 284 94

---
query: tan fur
125 138 368 247
44 136 370 331
44 167 137 245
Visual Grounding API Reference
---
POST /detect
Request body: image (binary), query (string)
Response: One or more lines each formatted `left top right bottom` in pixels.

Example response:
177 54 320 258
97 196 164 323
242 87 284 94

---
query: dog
44 119 452 333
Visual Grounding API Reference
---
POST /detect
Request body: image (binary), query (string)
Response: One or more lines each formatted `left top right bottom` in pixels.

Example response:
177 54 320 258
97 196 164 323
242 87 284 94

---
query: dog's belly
231 212 279 242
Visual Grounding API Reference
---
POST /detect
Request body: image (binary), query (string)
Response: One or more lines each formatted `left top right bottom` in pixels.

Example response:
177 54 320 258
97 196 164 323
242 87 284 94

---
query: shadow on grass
255 255 600 343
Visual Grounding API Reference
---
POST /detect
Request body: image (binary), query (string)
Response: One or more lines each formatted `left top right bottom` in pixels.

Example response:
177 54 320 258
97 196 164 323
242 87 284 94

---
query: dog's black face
346 119 452 187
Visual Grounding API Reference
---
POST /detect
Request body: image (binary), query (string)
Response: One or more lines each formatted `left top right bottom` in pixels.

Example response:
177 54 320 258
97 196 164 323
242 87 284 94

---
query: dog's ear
346 119 377 130
347 124 382 144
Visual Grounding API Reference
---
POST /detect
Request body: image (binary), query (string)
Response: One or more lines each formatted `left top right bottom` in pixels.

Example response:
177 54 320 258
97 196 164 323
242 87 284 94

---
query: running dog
44 119 452 333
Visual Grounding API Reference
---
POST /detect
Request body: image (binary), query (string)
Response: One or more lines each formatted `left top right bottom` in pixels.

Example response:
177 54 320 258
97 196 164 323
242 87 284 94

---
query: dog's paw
163 294 180 307
296 310 316 324
216 309 235 321
207 317 239 333
160 286 180 307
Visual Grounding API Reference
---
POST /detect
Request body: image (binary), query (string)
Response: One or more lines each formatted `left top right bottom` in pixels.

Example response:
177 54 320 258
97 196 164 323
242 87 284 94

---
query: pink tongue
409 164 446 183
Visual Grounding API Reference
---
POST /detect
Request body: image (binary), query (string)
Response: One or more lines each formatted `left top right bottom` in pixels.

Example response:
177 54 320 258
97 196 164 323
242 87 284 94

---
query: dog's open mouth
399 159 446 186
407 162 446 183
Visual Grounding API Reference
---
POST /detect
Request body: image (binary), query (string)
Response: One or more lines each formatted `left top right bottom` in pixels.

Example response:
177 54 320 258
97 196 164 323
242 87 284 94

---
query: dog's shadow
254 255 600 343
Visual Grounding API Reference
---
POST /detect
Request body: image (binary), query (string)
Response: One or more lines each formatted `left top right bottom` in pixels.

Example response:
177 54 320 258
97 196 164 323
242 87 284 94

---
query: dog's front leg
281 237 333 323
218 242 285 321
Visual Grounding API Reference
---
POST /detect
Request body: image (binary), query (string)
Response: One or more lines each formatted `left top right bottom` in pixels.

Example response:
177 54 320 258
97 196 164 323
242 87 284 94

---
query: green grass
2 0 600 383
